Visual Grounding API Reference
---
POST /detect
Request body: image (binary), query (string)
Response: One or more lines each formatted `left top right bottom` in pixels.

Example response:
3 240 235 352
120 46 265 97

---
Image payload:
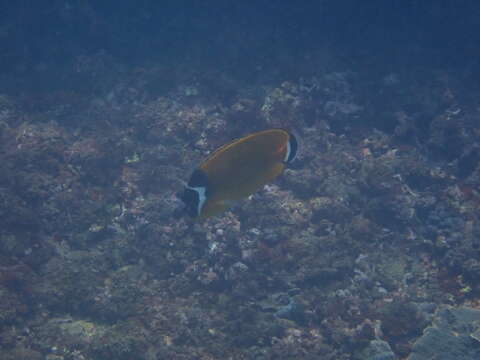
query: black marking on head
179 188 200 217
179 168 211 217
285 132 298 163
188 169 210 189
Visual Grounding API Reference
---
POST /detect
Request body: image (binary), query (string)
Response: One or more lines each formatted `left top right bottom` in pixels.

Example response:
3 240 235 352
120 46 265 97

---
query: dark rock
408 306 480 360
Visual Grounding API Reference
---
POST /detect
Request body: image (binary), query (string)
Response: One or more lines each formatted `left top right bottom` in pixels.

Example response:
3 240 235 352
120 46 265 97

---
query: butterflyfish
179 129 298 218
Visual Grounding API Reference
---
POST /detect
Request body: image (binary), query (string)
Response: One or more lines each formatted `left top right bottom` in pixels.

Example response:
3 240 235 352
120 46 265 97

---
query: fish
179 128 298 218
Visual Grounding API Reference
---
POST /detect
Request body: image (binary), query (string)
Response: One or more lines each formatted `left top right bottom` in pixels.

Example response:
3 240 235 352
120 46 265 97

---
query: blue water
0 2 479 359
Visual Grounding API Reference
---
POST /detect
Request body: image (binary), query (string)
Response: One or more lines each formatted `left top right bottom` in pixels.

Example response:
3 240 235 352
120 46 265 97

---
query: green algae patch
59 319 104 340
378 257 407 290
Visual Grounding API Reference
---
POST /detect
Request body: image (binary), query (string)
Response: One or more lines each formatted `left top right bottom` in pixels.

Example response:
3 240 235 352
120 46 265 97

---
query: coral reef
1 16 480 359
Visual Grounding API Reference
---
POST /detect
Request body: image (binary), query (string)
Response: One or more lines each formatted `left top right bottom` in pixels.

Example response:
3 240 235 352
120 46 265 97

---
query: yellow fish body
180 129 298 218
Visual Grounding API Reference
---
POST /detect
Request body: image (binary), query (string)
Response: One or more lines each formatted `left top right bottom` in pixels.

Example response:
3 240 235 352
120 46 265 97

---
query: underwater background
1 1 480 359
